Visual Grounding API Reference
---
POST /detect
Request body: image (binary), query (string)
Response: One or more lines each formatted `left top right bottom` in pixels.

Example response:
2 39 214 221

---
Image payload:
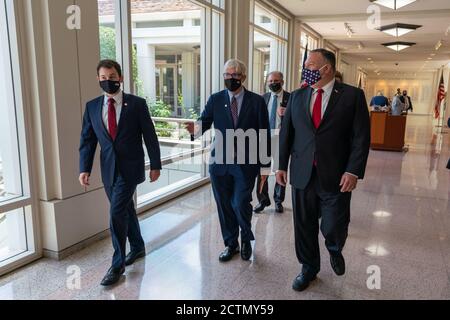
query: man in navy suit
79 60 161 286
254 71 291 214
186 59 271 262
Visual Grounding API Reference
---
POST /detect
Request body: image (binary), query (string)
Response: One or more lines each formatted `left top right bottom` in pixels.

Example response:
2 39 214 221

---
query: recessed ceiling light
428 57 433 60
369 0 417 10
378 23 422 37
382 41 416 51
430 53 436 56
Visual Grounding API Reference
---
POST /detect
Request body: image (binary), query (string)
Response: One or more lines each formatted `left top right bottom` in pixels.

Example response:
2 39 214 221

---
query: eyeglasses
223 73 243 79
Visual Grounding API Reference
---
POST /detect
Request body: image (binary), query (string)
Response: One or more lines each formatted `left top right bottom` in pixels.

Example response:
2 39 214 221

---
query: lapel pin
225 104 228 108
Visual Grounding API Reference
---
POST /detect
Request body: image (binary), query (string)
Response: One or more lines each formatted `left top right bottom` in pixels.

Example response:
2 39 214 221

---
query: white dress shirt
102 90 123 129
310 79 335 118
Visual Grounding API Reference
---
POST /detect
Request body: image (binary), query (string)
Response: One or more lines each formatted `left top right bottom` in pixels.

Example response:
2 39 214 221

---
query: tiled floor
0 114 450 300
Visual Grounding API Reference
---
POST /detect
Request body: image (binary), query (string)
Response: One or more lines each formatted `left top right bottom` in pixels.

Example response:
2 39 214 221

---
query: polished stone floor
0 114 449 300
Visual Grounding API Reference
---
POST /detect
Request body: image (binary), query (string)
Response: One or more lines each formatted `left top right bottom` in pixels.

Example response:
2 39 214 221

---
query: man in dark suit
254 71 290 214
276 49 370 291
400 90 413 112
186 59 271 262
79 60 162 286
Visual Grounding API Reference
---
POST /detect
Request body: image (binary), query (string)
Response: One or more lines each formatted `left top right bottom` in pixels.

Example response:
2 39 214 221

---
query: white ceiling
276 0 450 73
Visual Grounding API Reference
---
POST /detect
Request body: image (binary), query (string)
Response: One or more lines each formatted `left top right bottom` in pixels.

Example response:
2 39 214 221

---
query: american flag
300 44 308 88
434 73 445 119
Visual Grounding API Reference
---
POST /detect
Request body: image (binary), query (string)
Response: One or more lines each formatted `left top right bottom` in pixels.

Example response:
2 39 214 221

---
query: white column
252 49 264 94
182 52 196 116
17 0 111 257
269 38 279 74
136 42 156 103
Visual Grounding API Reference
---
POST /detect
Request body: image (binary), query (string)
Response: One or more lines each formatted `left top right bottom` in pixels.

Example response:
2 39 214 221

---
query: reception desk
370 111 407 151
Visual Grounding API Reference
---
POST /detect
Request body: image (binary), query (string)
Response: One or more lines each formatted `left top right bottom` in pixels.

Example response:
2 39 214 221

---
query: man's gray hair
266 71 284 81
224 59 247 76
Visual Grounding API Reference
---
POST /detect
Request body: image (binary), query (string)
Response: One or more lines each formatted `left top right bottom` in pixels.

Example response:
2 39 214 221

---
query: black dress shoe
100 267 125 286
292 273 317 292
275 203 284 213
125 249 146 266
254 201 270 213
330 253 345 276
219 246 239 262
240 241 252 261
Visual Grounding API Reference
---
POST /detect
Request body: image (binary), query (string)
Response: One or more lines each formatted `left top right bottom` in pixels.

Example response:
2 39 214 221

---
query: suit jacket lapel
223 91 235 128
116 92 129 136
320 82 344 126
264 93 270 106
303 87 315 130
237 89 251 128
97 95 112 141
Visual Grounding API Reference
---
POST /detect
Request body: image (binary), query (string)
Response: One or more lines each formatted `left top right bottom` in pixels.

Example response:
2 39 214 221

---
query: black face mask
100 80 121 95
269 83 282 93
225 78 242 92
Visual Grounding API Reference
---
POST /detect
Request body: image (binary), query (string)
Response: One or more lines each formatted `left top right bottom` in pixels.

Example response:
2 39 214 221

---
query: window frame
106 0 225 212
0 0 40 275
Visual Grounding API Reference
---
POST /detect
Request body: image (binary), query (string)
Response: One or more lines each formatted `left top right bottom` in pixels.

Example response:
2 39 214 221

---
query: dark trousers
210 165 257 248
104 172 145 269
256 174 286 205
291 168 351 276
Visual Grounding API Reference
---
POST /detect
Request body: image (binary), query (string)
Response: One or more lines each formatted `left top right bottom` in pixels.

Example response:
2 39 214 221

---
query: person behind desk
335 71 343 84
370 91 389 107
391 94 404 115
400 90 413 112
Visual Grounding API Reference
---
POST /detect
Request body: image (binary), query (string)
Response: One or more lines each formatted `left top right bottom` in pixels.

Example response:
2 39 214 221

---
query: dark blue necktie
270 94 278 130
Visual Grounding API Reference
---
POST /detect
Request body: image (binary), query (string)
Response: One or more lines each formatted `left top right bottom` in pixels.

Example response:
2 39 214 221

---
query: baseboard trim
43 229 111 260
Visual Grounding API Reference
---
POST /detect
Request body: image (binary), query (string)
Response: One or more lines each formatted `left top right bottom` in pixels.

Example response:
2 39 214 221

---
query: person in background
254 71 291 214
370 91 389 107
391 92 405 116
335 71 343 84
400 90 413 112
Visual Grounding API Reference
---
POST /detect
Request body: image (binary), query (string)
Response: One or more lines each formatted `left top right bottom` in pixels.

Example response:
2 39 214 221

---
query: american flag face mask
301 65 326 86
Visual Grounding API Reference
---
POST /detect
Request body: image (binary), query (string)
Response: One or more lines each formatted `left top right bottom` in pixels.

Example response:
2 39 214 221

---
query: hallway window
98 0 118 60
0 1 34 268
131 0 202 120
251 2 288 94
96 0 224 208
131 0 203 206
